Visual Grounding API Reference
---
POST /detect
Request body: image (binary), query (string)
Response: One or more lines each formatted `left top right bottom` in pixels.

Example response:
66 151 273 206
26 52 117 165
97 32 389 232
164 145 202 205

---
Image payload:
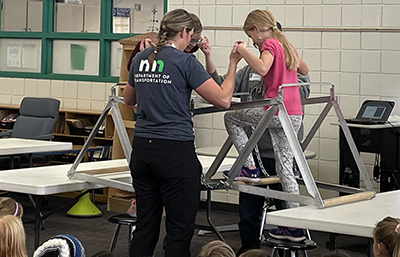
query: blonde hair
197 240 236 257
0 197 23 219
0 215 27 257
374 216 400 257
243 9 297 71
239 249 269 257
148 9 195 66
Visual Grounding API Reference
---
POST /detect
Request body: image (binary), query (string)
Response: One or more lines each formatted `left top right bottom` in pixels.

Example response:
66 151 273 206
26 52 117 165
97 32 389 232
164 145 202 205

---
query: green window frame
0 0 167 83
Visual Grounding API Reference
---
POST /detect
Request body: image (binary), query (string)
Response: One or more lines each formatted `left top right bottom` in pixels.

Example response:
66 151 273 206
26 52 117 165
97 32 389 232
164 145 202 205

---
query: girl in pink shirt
224 9 305 242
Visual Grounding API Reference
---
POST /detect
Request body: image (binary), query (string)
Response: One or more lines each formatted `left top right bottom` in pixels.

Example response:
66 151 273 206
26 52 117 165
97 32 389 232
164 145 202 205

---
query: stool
107 214 136 252
263 237 317 257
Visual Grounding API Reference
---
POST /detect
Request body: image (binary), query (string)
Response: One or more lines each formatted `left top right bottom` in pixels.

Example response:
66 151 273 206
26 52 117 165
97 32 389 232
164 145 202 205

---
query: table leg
328 233 336 251
368 238 373 257
205 188 225 241
34 195 42 249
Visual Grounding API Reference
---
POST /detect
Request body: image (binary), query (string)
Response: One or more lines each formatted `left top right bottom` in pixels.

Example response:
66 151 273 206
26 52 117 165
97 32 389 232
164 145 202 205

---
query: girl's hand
139 38 154 51
199 36 211 56
234 41 247 54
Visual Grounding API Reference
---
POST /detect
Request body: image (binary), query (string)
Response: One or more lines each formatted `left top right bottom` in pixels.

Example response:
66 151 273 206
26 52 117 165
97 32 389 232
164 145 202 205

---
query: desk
0 138 73 168
266 190 400 256
0 138 72 156
0 156 235 248
339 121 400 192
0 159 123 248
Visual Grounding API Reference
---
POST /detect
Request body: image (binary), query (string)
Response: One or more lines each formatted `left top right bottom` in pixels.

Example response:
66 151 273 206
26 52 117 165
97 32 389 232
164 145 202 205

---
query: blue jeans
237 157 286 255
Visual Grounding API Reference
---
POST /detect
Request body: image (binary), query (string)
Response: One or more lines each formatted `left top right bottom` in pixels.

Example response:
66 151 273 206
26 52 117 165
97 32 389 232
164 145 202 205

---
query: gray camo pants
224 107 302 208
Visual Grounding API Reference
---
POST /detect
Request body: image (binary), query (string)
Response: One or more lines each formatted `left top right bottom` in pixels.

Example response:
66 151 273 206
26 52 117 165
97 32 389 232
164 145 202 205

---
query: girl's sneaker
127 199 137 217
269 227 306 242
223 167 260 183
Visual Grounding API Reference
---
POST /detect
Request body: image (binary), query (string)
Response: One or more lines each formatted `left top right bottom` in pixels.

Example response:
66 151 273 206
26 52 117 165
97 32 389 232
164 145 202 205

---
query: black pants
237 157 286 256
129 137 202 257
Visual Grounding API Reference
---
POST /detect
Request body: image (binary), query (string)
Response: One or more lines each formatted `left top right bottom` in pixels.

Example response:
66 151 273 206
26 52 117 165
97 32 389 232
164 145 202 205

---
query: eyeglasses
189 37 202 45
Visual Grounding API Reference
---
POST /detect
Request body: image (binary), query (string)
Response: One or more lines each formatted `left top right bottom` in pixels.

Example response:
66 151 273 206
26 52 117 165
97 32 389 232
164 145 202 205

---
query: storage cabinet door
55 3 84 32
27 1 43 32
84 5 100 33
1 0 27 32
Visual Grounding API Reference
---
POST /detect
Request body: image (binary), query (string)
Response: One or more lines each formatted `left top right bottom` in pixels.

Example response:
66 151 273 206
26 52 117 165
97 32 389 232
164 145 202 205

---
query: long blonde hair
373 216 400 257
148 9 195 66
243 9 297 71
0 215 27 257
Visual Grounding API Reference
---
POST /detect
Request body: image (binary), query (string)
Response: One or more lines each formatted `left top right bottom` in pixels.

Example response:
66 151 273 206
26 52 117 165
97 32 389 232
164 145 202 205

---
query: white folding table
0 138 73 168
0 138 73 156
266 190 400 256
0 156 235 248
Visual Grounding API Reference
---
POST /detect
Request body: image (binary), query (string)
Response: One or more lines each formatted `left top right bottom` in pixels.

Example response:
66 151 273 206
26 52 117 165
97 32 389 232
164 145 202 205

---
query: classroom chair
263 237 317 257
107 213 136 252
0 97 60 169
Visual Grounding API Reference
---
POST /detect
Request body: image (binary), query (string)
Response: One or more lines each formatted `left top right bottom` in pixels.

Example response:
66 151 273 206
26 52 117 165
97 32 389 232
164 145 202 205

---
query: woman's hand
230 42 243 64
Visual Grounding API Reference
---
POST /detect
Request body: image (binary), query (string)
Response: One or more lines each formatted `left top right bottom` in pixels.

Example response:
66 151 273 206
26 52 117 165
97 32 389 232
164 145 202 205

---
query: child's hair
373 216 400 257
148 9 195 65
0 215 27 257
243 9 297 71
190 13 203 34
239 249 269 257
0 197 23 218
197 240 236 257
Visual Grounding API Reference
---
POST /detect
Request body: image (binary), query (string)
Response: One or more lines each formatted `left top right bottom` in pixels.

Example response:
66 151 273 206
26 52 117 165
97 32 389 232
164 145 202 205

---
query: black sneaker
269 227 306 242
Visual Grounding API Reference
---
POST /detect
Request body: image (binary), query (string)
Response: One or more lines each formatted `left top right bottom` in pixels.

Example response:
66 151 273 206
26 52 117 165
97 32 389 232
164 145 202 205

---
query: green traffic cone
66 192 102 218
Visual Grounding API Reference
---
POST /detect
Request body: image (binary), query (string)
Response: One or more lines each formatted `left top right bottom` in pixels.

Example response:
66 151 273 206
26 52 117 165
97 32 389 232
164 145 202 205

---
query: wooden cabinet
53 108 114 150
1 0 42 32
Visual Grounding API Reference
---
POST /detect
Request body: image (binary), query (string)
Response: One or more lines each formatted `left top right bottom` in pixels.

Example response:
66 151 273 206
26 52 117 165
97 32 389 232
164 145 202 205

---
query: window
0 0 166 82
0 38 41 72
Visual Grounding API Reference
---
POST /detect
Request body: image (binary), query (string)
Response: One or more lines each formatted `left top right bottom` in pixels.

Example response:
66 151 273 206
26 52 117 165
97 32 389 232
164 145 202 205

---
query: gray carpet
17 195 370 257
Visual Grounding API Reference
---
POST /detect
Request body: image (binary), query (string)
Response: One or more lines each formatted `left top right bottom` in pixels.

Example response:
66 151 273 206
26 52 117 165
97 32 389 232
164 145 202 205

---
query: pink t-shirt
260 39 302 116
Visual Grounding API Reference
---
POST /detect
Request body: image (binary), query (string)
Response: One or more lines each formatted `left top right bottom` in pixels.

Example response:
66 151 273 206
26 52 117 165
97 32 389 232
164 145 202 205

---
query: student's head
238 249 269 257
243 10 297 71
34 234 85 257
184 13 203 53
0 197 23 219
197 240 236 257
0 215 27 257
148 9 194 65
373 216 400 257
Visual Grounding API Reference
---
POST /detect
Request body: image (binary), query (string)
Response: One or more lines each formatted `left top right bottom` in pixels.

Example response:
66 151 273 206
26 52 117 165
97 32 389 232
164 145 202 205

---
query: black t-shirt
128 46 211 141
